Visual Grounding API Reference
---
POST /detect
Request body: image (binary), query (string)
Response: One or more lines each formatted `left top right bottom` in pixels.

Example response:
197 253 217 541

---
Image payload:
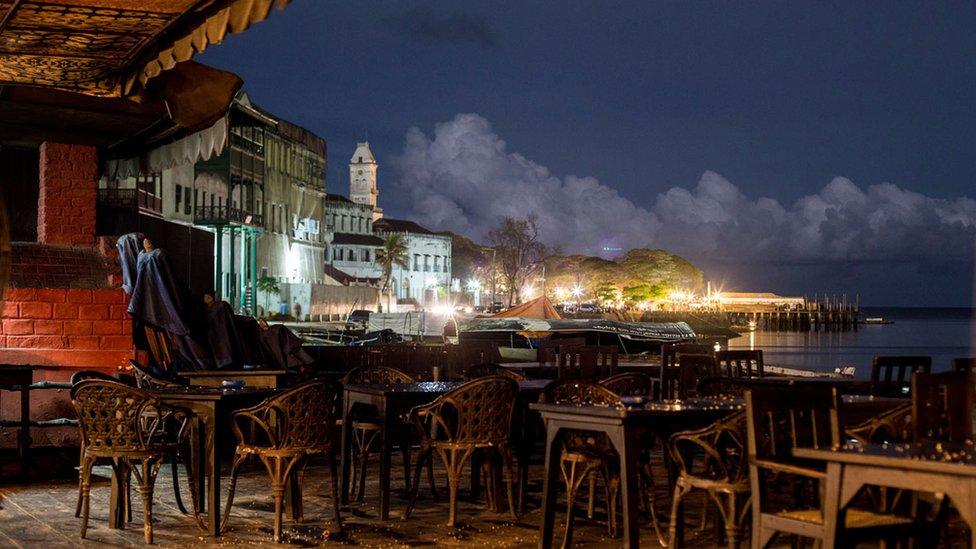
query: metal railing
97 188 162 214
194 205 264 227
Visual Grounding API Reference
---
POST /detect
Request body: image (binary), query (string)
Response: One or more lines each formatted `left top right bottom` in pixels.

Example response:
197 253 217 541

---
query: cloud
393 8 498 48
393 114 976 271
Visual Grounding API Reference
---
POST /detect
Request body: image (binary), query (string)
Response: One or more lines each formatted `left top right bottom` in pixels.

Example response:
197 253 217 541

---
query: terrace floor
0 459 968 547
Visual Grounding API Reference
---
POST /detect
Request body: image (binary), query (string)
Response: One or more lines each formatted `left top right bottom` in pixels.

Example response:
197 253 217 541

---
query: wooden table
340 379 550 520
108 386 277 536
0 366 32 480
182 369 286 389
795 441 976 548
531 398 743 548
501 360 661 379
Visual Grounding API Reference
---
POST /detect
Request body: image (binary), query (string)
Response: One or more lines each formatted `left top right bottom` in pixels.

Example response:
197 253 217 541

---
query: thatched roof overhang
0 0 290 97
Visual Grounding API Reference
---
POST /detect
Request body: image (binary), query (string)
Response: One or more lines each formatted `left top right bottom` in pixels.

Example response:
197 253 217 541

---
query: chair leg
171 457 187 514
401 434 411 492
220 452 249 534
132 457 162 544
327 450 343 533
426 452 439 501
586 470 597 519
79 454 96 539
436 446 474 528
560 457 594 549
500 445 518 522
668 481 691 549
74 446 85 518
604 468 620 538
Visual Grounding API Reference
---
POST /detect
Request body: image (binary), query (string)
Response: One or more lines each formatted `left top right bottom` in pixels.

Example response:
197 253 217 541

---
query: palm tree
256 275 280 318
375 234 409 312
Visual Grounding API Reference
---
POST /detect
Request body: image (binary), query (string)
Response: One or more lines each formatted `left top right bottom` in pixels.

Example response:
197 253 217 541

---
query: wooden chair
715 350 764 378
341 366 418 502
911 370 976 443
951 357 976 372
446 341 503 380
660 344 714 399
144 324 178 372
661 353 719 400
870 356 931 398
746 385 925 548
70 370 127 519
129 359 188 390
557 345 619 380
539 379 626 546
538 337 587 363
405 376 520 527
72 379 197 543
667 410 750 548
464 363 525 382
222 380 343 542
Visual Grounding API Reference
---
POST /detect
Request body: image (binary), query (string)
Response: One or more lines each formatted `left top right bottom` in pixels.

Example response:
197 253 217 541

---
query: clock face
357 170 363 175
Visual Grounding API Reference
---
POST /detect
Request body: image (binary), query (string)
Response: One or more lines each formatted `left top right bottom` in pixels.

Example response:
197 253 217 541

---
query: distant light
713 342 722 353
571 285 584 298
523 285 535 299
554 287 569 299
467 278 481 291
431 305 454 316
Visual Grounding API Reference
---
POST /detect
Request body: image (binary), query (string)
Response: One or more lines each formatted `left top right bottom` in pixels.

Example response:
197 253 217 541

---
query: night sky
200 1 976 306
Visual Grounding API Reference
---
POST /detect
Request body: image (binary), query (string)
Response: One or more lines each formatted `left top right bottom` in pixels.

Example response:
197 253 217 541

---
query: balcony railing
97 188 162 215
194 205 264 227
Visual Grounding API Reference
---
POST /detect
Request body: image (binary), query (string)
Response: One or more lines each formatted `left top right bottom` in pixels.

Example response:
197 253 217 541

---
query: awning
491 296 562 320
0 0 290 97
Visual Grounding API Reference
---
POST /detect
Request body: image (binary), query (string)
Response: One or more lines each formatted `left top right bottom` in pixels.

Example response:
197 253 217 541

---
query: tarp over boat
461 317 697 343
491 297 562 320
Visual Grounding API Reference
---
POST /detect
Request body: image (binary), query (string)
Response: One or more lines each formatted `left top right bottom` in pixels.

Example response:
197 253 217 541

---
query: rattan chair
72 379 197 543
599 372 655 398
870 356 931 398
715 350 764 378
746 386 929 548
71 370 127 519
222 380 343 542
341 366 424 501
464 362 526 381
129 359 188 390
405 376 520 527
667 410 750 548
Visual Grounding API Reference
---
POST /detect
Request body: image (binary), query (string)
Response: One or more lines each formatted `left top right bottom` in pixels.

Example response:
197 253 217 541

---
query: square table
182 369 286 389
340 379 551 520
531 398 744 548
108 386 278 536
794 441 976 549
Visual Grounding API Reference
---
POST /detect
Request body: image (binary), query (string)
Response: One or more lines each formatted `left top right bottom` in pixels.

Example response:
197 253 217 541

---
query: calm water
727 307 976 378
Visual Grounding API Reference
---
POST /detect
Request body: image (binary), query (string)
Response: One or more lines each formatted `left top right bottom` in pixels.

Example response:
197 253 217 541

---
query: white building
373 218 452 306
349 141 382 220
325 193 383 283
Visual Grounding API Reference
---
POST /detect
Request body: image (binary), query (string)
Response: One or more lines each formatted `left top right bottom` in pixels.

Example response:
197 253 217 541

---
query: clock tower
349 141 382 219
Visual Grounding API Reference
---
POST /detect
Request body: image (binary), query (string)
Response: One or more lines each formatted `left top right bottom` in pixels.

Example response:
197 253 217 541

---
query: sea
727 307 976 379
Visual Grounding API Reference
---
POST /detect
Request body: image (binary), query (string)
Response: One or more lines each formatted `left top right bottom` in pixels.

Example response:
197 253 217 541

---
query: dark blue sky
200 2 976 306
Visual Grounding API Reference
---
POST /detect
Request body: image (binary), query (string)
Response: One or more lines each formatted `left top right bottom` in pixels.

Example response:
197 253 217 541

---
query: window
347 249 354 261
434 256 440 271
175 184 182 213
332 247 341 261
183 187 191 215
414 254 420 271
361 249 370 262
423 255 430 272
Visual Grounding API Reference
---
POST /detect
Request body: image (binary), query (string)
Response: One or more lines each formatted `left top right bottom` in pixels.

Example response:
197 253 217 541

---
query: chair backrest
715 350 764 378
342 365 415 384
144 324 176 372
911 370 976 443
845 403 912 446
71 379 172 454
537 336 587 363
540 379 623 408
661 343 714 369
951 357 976 372
557 345 619 380
697 376 746 399
662 353 718 400
128 359 187 390
870 355 931 397
70 369 119 385
600 372 655 398
425 376 519 444
744 385 842 468
238 380 343 450
464 363 525 382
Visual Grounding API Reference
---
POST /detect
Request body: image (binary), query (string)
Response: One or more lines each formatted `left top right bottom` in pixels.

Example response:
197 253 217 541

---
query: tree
256 276 280 317
488 216 547 304
375 234 410 311
594 282 620 305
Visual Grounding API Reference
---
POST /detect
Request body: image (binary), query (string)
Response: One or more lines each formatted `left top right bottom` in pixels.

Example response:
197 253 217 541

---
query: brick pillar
37 142 97 247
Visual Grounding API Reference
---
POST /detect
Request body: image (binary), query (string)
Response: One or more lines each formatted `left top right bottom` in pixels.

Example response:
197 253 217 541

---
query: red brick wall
0 288 132 370
37 142 97 247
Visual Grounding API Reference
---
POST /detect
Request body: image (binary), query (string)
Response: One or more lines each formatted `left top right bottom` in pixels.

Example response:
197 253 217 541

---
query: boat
861 317 894 325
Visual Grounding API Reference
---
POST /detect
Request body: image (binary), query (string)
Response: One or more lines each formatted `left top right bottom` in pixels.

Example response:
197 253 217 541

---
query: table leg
340 397 353 505
609 426 640 549
538 425 562 549
518 409 532 514
108 458 127 529
18 385 29 480
820 462 842 549
379 400 393 520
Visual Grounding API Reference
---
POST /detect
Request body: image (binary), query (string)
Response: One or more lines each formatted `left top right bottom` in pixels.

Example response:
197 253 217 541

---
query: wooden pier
646 295 860 333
